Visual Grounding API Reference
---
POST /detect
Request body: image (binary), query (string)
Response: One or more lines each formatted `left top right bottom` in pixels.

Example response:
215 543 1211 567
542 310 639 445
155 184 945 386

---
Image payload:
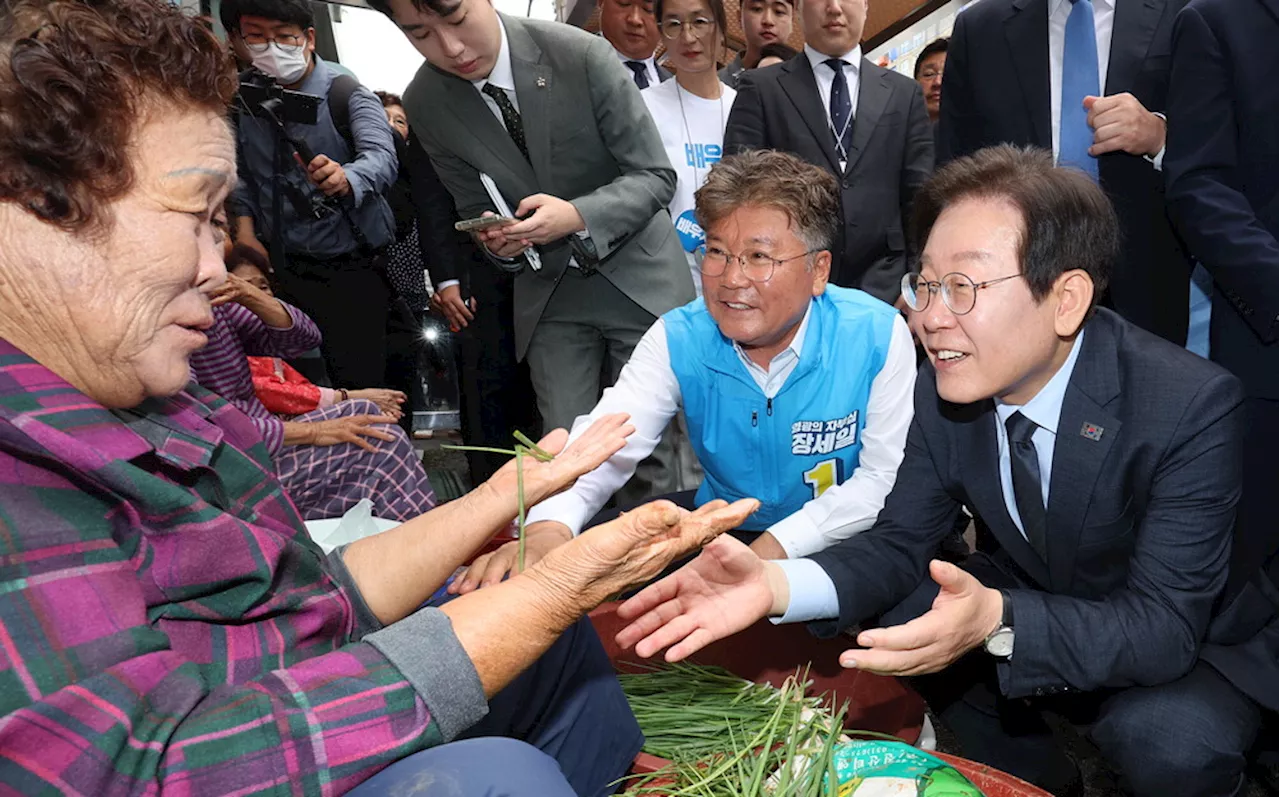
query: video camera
236 68 321 126
234 69 336 222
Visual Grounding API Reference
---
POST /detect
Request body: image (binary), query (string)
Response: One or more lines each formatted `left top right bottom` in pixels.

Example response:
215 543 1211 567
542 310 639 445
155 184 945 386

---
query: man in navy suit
939 0 1192 346
616 146 1269 796
1163 0 1278 752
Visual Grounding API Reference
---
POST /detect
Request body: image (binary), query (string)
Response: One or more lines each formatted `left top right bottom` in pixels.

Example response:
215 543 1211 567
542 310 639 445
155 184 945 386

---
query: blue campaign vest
664 287 898 530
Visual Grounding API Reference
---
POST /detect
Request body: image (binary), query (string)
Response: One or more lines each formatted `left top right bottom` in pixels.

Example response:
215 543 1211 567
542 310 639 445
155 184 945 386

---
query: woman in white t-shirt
641 0 735 296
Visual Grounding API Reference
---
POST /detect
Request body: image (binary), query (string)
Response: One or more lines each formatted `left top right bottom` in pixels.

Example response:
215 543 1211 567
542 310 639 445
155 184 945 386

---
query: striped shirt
0 338 480 794
189 300 321 455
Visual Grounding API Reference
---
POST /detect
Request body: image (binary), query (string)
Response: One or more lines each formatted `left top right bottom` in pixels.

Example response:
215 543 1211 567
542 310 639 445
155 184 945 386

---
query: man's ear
810 250 832 295
1052 268 1094 337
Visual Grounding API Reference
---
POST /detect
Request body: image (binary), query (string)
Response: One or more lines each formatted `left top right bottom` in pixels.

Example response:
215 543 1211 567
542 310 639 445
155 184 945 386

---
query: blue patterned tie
825 58 853 162
1060 0 1100 181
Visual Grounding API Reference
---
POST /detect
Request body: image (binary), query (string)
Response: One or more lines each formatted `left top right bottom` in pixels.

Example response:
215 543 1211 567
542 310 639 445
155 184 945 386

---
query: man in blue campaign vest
452 150 917 593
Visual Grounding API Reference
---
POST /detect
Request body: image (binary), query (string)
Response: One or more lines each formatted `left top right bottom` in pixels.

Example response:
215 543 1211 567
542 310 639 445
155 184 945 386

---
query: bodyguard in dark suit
723 0 933 303
1164 0 1278 721
939 0 1193 345
597 0 673 88
615 147 1269 796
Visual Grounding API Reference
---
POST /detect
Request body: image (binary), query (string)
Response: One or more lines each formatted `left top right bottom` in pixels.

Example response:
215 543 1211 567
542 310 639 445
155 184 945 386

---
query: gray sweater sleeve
324 546 488 741
364 607 489 742
324 545 385 639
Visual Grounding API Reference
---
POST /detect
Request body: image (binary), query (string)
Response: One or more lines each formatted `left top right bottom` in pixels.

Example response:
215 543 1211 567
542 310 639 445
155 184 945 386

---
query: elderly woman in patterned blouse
0 1 758 795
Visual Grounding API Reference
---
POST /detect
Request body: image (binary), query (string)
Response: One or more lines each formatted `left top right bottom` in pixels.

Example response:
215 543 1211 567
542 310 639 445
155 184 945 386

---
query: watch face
985 627 1014 658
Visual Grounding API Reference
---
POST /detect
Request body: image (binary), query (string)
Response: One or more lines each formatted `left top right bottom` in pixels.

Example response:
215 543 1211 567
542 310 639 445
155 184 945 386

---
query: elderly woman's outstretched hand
485 414 634 507
528 498 760 609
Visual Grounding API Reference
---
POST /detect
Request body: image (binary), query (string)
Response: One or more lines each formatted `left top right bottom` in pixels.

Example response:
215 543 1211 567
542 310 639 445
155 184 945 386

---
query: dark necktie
625 60 650 90
481 82 529 162
825 58 853 163
1006 411 1049 559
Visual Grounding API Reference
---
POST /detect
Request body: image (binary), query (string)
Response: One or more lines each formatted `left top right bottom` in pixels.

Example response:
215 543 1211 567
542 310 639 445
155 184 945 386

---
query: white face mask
252 42 310 85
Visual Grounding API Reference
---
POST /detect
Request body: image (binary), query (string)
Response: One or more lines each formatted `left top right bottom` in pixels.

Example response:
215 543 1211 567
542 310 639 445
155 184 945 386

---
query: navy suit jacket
723 55 935 304
809 309 1253 701
1164 0 1278 401
939 0 1193 345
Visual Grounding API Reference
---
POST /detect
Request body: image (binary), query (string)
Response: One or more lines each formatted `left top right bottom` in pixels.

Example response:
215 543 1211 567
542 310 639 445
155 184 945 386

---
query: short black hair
654 0 727 45
757 42 798 63
910 144 1117 308
219 0 240 35
365 0 461 17
913 37 948 78
229 0 315 31
226 243 272 274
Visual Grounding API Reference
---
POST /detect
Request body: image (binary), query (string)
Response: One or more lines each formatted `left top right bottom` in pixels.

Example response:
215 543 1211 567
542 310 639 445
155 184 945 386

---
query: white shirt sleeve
525 318 682 534
764 316 917 558
770 558 841 623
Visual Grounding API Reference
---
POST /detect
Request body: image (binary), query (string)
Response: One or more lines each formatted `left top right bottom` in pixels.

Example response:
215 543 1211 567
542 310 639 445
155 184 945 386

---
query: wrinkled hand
533 498 761 610
431 283 476 331
616 533 777 662
208 272 267 308
347 388 406 419
502 194 586 246
839 560 1003 677
305 414 399 452
306 154 352 197
474 212 529 259
484 414 634 507
1085 93 1166 158
450 521 572 595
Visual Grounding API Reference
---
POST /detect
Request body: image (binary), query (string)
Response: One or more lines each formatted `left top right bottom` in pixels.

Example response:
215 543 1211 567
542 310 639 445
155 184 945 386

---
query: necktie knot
1006 411 1039 445
625 60 650 89
824 57 846 75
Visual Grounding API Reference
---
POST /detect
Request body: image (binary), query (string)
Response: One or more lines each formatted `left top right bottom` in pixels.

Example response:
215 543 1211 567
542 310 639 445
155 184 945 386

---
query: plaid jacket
0 339 444 795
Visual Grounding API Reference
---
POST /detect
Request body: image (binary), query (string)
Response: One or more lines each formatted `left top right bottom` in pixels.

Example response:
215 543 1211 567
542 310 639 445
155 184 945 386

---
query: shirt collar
610 40 657 69
994 329 1086 436
1049 0 1112 18
296 54 331 95
805 43 862 74
732 298 814 369
0 337 223 468
474 16 515 93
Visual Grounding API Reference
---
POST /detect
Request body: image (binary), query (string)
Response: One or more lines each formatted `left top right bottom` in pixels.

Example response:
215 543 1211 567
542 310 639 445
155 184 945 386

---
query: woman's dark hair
910 144 1117 307
375 90 405 110
226 243 272 274
654 0 729 52
0 0 236 232
757 42 798 63
227 0 315 31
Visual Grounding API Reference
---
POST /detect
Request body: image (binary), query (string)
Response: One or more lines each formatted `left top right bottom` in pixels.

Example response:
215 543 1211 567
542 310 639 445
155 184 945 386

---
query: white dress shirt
526 300 918 559
775 332 1085 624
612 46 661 87
1047 0 1164 168
804 44 862 170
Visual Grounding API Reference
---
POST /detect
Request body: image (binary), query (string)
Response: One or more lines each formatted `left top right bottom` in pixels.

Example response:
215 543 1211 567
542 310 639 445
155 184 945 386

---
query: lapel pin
536 77 547 88
1080 422 1104 442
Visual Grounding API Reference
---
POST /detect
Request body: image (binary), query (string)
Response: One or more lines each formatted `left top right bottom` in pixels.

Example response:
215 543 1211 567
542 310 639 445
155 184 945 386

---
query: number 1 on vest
803 458 842 500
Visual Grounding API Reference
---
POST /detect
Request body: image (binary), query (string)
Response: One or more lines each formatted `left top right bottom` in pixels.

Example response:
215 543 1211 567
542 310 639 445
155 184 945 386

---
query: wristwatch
983 590 1015 659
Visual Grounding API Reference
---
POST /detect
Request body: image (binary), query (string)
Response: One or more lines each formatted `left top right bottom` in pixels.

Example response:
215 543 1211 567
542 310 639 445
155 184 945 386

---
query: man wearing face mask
227 0 401 391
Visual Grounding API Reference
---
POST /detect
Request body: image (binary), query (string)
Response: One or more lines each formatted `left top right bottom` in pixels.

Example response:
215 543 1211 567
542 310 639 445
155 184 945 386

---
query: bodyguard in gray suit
372 0 696 483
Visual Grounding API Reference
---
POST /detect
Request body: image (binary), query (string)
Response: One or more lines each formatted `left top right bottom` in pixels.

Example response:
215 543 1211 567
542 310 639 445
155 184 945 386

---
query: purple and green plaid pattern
0 340 442 795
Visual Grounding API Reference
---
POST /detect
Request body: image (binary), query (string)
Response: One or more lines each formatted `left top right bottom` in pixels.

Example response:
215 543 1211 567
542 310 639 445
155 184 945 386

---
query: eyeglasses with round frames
660 15 715 40
241 32 305 52
697 245 818 283
901 271 1025 315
